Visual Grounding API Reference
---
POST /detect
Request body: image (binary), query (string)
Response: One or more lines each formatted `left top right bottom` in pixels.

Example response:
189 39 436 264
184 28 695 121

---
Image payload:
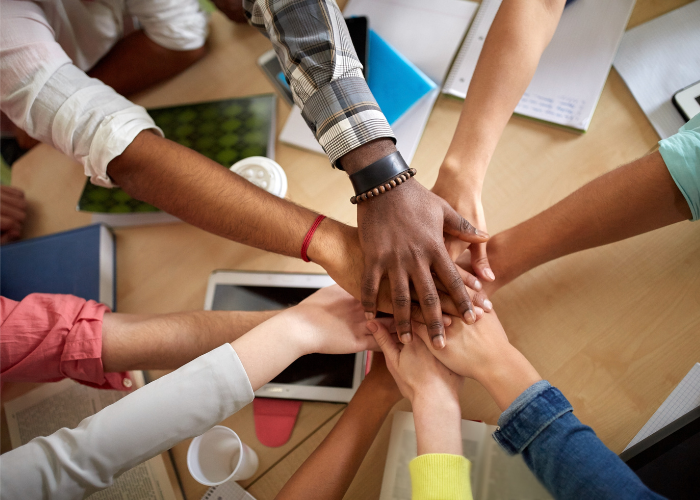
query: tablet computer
204 270 366 403
620 405 700 498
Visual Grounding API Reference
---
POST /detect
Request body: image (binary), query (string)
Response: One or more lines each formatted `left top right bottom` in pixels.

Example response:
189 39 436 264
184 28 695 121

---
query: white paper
279 0 477 164
513 0 636 131
379 411 551 500
4 375 178 500
613 1 700 140
625 363 700 451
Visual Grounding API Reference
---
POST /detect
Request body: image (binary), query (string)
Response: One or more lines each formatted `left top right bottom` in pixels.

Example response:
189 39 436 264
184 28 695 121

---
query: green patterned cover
78 94 275 214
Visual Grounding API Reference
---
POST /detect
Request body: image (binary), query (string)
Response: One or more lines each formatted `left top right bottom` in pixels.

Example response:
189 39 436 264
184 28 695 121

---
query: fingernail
464 310 476 325
432 335 445 349
443 316 452 327
400 333 412 343
474 280 482 291
366 322 378 333
365 311 375 321
484 268 495 281
474 306 484 316
483 299 493 311
476 229 490 238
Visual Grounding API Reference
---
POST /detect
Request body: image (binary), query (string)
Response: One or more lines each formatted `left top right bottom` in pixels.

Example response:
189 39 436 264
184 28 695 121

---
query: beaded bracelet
350 168 417 204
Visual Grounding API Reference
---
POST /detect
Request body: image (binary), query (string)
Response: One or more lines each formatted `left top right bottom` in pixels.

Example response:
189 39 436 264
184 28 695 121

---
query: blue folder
367 30 437 125
0 224 116 310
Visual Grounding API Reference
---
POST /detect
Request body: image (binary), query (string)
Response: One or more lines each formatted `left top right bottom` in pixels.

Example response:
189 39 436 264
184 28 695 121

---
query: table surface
3 1 700 499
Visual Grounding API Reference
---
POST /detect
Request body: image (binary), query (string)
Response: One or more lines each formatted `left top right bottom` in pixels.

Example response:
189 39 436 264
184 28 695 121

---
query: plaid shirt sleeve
244 0 395 167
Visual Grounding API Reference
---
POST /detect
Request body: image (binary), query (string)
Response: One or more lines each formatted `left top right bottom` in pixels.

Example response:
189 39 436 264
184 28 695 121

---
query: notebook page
202 480 256 500
514 0 635 131
613 1 700 140
624 363 700 451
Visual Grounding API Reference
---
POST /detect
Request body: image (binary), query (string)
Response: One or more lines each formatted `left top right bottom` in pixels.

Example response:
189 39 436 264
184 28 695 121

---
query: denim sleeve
658 112 700 221
493 382 665 500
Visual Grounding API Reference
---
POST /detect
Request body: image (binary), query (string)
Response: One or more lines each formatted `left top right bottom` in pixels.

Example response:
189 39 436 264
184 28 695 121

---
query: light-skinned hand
412 313 542 411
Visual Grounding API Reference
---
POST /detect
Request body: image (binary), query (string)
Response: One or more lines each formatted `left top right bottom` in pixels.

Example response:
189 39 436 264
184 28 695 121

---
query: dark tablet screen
212 284 355 388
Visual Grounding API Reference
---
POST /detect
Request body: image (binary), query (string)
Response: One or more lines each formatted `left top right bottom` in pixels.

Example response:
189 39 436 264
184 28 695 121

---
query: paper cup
230 156 288 198
187 426 259 486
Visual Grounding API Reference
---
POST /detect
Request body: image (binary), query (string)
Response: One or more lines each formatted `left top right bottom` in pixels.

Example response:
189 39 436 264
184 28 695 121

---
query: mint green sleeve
658 113 700 221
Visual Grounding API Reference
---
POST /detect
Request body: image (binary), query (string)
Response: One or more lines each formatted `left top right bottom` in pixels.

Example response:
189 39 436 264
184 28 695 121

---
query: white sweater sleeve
0 0 162 188
0 344 254 500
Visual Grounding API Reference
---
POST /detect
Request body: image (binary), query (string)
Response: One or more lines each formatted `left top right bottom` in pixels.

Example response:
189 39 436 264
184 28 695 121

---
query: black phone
672 80 700 122
345 16 369 78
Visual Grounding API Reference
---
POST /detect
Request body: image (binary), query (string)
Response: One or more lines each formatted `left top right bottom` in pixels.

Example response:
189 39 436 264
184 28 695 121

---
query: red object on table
253 398 303 447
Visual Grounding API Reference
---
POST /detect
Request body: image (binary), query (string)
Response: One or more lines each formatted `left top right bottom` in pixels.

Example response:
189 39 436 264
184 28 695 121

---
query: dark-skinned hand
357 177 488 350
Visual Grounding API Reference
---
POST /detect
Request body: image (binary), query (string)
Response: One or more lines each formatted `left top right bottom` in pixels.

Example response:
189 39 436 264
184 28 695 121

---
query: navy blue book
0 224 115 310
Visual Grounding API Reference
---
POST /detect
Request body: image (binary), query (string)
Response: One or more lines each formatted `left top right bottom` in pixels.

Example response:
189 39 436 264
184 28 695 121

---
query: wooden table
4 1 700 498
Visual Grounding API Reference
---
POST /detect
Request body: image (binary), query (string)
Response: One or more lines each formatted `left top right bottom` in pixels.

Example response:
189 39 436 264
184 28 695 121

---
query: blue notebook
367 30 437 125
0 224 116 310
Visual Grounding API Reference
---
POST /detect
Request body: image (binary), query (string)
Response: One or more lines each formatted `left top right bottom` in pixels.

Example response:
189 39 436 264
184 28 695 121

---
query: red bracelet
301 215 326 262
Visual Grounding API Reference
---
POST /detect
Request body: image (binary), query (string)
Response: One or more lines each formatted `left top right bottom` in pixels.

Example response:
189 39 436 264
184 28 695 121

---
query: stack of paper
279 0 478 164
614 1 700 140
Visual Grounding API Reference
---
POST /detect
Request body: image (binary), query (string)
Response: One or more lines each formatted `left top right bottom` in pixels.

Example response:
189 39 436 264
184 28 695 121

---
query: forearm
101 310 277 372
489 151 692 286
276 380 399 500
88 30 206 97
413 386 463 455
436 0 565 200
108 131 346 259
494 384 662 499
477 345 542 412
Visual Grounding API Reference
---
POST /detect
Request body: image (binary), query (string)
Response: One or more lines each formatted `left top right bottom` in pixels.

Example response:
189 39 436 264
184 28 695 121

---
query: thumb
444 207 489 243
367 320 400 364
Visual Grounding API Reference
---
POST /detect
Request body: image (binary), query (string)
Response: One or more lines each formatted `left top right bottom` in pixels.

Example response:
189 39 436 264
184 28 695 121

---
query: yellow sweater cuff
409 454 473 500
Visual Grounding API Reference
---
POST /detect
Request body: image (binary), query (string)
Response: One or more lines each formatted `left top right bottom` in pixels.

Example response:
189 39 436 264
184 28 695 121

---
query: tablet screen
212 284 355 388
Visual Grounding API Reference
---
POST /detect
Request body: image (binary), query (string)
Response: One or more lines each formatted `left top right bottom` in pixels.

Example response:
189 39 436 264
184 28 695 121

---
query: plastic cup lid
230 156 288 198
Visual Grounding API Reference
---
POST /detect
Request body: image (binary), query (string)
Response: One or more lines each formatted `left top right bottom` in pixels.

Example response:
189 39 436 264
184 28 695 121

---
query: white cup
187 426 259 486
230 156 288 198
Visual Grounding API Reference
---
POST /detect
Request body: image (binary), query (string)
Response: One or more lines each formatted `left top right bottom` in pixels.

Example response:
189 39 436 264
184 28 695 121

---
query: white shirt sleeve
0 1 162 188
0 344 255 500
127 0 209 51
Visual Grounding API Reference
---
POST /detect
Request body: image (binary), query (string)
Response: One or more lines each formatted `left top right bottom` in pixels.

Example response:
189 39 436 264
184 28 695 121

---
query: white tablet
204 270 366 403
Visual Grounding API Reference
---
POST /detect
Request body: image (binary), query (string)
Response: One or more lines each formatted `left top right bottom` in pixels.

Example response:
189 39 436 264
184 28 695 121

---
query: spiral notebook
201 481 256 500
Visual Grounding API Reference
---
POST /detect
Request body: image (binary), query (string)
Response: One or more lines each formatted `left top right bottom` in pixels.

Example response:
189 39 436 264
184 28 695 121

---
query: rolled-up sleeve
659 112 700 221
0 1 162 188
127 0 209 51
244 0 395 167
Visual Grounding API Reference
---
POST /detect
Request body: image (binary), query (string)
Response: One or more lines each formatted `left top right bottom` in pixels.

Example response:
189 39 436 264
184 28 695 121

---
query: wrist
338 138 397 175
413 388 462 455
475 346 542 412
270 308 317 358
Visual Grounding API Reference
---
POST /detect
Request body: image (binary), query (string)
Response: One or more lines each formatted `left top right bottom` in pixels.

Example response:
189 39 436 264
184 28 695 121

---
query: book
0 224 115 310
379 411 552 500
279 0 477 164
443 0 636 132
613 1 700 140
4 373 179 500
77 94 277 227
366 30 437 125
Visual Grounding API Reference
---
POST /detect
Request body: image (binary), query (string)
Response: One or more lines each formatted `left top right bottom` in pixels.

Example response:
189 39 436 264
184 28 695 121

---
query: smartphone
345 16 369 78
257 50 294 106
257 16 370 105
672 80 700 122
